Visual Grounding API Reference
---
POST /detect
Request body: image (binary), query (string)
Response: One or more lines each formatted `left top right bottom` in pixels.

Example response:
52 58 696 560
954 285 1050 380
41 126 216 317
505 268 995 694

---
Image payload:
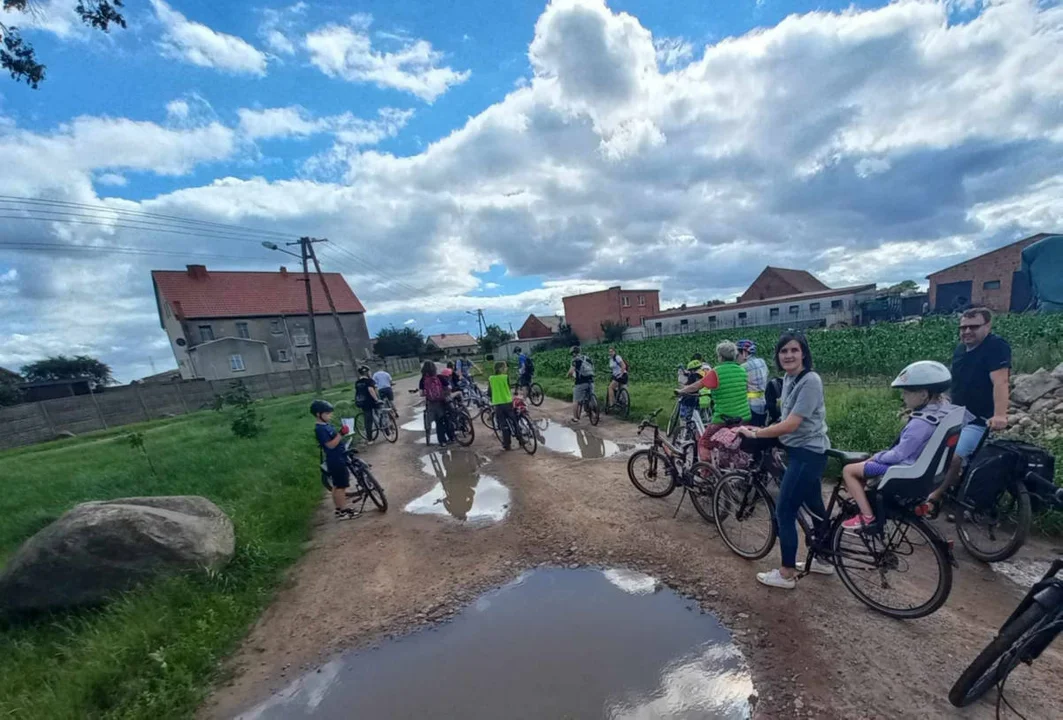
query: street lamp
261 241 301 259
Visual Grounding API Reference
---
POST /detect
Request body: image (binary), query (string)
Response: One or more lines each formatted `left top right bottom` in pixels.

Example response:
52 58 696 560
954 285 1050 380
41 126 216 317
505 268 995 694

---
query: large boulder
1011 369 1061 406
0 496 234 613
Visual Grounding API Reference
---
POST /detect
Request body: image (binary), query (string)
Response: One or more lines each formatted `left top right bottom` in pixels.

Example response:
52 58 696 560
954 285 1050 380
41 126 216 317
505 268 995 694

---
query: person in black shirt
929 308 1011 503
354 365 381 443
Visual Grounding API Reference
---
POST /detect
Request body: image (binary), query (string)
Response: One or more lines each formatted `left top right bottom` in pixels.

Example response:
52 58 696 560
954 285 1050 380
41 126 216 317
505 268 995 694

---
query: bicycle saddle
826 448 869 465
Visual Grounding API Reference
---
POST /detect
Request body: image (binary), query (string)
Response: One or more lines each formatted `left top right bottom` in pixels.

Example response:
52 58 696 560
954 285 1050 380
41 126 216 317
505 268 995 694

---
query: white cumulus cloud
151 0 268 76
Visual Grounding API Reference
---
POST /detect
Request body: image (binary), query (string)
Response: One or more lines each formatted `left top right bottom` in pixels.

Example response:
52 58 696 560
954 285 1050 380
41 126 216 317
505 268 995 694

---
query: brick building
562 287 660 343
738 267 829 303
516 314 564 340
152 264 371 381
927 234 1052 313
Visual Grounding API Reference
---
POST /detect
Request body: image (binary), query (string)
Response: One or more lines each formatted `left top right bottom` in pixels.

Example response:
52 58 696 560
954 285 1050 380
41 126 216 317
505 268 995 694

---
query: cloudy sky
1 0 1061 381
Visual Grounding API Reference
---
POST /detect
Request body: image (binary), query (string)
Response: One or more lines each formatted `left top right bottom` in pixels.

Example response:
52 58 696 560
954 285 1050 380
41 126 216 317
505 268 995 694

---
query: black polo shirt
950 333 1011 422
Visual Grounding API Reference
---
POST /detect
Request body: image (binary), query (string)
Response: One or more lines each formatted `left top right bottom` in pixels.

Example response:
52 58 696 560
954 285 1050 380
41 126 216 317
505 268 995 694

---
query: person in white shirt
372 369 394 403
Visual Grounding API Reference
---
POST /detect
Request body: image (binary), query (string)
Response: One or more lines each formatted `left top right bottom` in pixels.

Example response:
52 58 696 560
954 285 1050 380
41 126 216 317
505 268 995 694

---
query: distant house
152 264 371 381
516 314 565 340
426 333 480 356
927 233 1056 313
19 378 94 402
562 287 661 342
137 368 183 384
642 266 875 336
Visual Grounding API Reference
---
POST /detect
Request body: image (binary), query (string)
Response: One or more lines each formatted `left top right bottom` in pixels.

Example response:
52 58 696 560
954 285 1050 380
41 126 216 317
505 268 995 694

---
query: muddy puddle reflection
404 449 510 523
239 568 753 720
533 417 627 458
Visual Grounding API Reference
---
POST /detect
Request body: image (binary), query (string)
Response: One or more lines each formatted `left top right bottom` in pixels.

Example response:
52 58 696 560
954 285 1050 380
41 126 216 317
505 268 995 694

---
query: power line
0 195 297 241
0 213 287 246
0 240 268 262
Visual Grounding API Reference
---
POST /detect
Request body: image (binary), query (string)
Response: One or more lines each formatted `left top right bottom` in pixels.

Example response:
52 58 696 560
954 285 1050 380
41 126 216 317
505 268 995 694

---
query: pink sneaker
842 514 875 532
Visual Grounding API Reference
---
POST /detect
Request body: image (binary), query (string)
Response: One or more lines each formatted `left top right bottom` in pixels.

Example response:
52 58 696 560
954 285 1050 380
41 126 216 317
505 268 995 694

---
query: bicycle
514 379 545 407
408 390 475 447
490 397 538 455
573 386 600 426
627 409 720 524
320 435 387 512
949 558 1063 710
354 403 398 444
603 379 630 418
935 428 1062 563
712 443 956 619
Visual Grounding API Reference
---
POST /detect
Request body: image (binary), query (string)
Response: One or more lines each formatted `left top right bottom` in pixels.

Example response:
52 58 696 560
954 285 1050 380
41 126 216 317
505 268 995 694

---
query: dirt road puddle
404 449 510 523
239 567 753 719
533 417 625 458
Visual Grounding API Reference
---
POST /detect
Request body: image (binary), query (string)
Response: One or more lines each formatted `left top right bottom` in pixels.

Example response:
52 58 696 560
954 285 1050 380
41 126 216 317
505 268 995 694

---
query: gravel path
203 377 1063 719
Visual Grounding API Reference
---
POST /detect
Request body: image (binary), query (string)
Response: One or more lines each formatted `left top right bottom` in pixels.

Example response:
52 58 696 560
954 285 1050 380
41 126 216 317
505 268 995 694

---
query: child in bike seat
842 361 970 531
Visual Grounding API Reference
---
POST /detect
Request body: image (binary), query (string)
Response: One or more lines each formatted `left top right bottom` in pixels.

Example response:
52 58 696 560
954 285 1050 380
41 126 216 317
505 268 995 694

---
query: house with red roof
151 264 371 380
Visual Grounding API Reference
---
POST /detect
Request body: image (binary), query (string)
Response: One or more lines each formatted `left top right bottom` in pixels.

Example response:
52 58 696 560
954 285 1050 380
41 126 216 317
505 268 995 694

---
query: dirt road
204 377 1063 719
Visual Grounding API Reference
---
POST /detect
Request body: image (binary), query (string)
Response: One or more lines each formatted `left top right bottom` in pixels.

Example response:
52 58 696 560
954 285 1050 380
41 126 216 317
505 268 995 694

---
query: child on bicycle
488 361 517 450
311 399 360 521
354 365 382 444
841 361 969 531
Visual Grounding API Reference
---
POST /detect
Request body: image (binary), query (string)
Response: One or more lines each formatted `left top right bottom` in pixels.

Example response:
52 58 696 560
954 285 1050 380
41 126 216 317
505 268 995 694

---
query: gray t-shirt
779 371 830 453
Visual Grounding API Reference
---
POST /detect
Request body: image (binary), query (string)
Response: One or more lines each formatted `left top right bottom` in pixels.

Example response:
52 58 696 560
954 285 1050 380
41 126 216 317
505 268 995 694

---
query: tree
479 324 512 354
374 326 425 357
2 1 126 88
542 322 579 350
887 279 920 295
20 354 114 388
600 320 627 343
0 378 20 406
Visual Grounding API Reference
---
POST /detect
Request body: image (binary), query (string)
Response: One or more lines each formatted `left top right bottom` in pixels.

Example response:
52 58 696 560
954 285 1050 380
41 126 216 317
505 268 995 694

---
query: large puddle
533 417 625 458
239 568 753 719
404 450 510 523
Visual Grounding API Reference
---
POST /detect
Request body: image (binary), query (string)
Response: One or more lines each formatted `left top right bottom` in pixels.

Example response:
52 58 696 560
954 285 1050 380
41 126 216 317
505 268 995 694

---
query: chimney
186 264 208 280
279 266 288 278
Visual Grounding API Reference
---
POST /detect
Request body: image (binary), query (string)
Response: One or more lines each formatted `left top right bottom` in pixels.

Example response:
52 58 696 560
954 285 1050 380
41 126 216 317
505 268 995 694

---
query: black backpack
964 439 1056 511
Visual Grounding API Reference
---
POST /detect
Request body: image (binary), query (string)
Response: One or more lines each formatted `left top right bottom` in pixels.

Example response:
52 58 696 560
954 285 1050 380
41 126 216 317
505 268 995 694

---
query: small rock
707 590 719 597
793 698 804 710
568 562 579 569
738 612 749 619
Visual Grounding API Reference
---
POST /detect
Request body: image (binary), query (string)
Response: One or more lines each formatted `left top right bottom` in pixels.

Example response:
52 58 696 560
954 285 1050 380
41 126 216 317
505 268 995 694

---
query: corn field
533 314 1063 380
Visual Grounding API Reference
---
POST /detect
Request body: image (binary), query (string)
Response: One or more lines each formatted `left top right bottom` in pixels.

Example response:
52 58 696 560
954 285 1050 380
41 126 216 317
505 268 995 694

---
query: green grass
0 384 353 719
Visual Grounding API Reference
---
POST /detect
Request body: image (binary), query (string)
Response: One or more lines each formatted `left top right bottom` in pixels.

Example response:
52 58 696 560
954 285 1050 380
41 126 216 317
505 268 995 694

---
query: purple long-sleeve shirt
871 402 962 467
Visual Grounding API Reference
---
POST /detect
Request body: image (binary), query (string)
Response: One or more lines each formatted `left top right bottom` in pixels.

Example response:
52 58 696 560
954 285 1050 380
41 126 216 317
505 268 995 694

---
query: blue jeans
955 423 987 465
776 446 829 568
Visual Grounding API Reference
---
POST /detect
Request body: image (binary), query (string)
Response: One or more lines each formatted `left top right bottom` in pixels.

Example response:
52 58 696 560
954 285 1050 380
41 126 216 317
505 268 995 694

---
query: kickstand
673 487 688 518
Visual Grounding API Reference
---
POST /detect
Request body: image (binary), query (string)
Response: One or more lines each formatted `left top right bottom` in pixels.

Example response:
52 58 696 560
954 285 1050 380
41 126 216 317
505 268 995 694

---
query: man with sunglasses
928 307 1011 504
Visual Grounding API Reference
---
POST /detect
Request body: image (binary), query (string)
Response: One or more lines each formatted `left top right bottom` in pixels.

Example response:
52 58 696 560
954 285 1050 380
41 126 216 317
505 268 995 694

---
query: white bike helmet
891 360 952 394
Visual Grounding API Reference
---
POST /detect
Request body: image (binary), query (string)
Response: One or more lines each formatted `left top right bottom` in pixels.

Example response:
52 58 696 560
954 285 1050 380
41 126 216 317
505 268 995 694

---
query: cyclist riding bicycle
372 367 394 405
354 365 382 444
567 345 595 423
607 347 628 408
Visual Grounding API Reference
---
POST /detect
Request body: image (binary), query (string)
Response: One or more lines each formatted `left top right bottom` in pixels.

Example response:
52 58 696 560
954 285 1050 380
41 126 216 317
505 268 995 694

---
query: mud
203 377 1063 720
236 568 753 719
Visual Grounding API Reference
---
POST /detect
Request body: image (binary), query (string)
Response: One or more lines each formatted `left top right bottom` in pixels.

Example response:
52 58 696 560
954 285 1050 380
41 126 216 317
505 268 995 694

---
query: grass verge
0 384 352 719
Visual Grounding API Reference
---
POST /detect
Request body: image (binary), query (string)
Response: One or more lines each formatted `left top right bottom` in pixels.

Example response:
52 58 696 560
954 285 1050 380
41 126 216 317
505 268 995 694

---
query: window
236 322 250 339
277 349 290 362
638 295 646 306
622 295 631 307
680 319 689 327
269 319 282 334
831 299 844 310
983 280 1001 290
708 315 717 325
738 312 747 319
654 322 662 330
292 332 310 347
789 305 800 315
198 325 214 342
229 354 245 372
809 302 821 314
164 303 171 318
769 307 779 319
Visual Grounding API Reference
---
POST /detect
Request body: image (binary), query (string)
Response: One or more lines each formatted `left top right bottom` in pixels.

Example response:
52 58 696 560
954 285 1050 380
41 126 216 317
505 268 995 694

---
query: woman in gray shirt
737 332 831 590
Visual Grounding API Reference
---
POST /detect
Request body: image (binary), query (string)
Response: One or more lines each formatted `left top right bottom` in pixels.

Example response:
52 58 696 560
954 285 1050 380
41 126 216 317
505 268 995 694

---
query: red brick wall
517 315 552 339
563 288 659 342
929 237 1039 313
739 270 797 303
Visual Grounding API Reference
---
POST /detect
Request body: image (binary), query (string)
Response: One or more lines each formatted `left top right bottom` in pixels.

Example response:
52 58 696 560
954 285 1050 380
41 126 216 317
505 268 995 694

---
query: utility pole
307 239 359 372
290 236 325 391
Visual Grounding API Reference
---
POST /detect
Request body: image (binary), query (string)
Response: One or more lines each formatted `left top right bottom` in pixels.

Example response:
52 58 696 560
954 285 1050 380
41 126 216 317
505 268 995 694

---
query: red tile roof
427 333 479 349
152 266 365 321
767 267 830 294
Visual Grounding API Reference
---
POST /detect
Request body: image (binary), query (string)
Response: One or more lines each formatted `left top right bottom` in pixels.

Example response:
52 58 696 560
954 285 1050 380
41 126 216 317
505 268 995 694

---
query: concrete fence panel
40 395 105 436
138 384 188 419
0 403 53 450
97 387 150 427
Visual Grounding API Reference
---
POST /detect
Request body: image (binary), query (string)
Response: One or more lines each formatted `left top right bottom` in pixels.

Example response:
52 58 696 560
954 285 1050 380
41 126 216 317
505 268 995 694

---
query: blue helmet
737 339 756 354
310 399 334 416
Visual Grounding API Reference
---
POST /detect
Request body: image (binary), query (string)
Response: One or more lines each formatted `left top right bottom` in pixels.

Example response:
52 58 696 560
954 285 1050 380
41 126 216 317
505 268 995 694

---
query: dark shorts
326 461 350 489
378 387 394 402
518 373 533 387
611 373 628 385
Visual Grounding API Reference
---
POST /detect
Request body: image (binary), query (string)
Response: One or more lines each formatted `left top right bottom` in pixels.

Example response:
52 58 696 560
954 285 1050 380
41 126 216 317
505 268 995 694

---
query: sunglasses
959 323 985 332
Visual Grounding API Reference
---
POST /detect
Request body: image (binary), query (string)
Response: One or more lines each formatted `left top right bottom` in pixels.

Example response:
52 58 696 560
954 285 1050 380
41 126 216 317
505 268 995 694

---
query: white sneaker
756 569 796 590
796 558 835 576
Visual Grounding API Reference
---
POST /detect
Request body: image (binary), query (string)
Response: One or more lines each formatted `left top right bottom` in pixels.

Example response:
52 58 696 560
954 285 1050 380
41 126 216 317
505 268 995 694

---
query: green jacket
712 361 751 424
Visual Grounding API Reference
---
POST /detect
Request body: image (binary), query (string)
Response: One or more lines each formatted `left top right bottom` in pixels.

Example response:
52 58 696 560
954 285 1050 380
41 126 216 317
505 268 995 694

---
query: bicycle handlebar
637 408 663 434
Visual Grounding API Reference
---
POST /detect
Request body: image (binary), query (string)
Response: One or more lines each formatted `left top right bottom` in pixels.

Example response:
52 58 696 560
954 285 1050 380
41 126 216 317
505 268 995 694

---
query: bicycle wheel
949 602 1055 707
480 406 495 430
528 383 545 406
627 449 675 497
358 465 388 512
616 387 630 419
687 462 720 524
956 478 1032 563
423 409 431 445
382 410 399 444
832 513 952 619
517 415 537 455
587 394 600 426
453 411 475 447
713 472 777 560
353 412 374 441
